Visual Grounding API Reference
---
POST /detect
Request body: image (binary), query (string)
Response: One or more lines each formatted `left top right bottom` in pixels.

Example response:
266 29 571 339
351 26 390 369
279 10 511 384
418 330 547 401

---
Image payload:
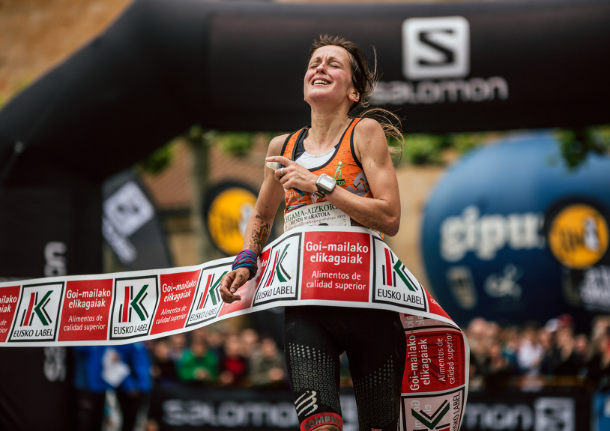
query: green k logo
275 244 291 283
33 290 53 326
130 285 149 321
411 400 450 430
393 259 417 292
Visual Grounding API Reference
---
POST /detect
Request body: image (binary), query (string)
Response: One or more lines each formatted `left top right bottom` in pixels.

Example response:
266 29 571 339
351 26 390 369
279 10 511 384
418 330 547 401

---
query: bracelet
232 250 258 280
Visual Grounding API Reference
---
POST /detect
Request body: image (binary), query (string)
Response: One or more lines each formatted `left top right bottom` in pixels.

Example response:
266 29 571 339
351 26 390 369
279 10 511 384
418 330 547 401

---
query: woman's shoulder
354 117 385 140
268 133 292 156
352 117 388 158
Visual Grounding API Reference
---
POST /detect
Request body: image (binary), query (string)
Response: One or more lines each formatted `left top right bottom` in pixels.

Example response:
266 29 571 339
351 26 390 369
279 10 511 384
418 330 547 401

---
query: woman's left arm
266 119 401 236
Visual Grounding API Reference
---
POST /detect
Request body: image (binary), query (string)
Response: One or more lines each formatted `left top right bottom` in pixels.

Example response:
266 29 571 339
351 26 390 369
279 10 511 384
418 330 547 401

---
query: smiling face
304 45 360 110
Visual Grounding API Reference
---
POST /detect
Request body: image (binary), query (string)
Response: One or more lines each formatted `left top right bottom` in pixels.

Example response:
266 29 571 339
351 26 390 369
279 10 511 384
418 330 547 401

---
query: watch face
319 175 335 190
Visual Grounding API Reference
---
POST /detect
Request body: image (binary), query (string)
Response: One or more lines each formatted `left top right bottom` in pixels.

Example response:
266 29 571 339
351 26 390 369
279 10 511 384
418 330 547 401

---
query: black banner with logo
206 0 610 133
462 391 590 431
149 386 593 431
149 386 360 431
102 170 173 271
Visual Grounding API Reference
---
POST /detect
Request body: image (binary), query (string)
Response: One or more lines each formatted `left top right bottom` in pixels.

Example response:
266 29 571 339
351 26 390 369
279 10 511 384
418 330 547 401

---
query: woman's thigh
345 309 406 431
284 306 343 429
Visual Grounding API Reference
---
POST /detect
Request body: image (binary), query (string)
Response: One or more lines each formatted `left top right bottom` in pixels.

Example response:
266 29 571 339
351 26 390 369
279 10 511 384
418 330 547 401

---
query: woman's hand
219 268 250 303
266 156 317 193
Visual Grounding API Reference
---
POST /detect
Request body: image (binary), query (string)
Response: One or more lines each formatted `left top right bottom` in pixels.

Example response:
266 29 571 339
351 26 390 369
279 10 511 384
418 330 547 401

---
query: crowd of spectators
72 324 289 431
147 325 288 389
73 314 610 429
465 314 610 392
146 314 610 393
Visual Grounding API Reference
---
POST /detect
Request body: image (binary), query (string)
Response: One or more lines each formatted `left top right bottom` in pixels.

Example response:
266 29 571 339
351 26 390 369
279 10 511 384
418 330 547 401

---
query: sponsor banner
403 388 465 431
149 386 360 431
186 264 230 327
59 279 112 342
373 238 427 311
0 227 469 431
400 316 468 431
463 391 590 431
253 233 301 306
110 276 159 341
301 231 370 302
0 227 463 343
151 270 200 335
10 282 64 343
403 329 465 394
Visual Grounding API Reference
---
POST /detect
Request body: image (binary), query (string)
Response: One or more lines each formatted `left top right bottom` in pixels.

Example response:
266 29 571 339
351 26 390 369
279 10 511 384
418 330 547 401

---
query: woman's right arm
219 134 288 303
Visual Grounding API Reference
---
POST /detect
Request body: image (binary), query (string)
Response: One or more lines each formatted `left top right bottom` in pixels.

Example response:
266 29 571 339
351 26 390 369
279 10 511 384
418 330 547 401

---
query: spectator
481 341 511 390
467 318 488 355
177 339 219 384
517 326 544 375
219 334 249 386
585 327 610 391
72 346 110 431
114 342 153 431
151 340 178 386
574 333 589 363
205 328 226 360
551 326 583 375
467 320 487 378
240 328 261 360
250 337 286 388
501 326 520 374
538 328 555 375
191 327 207 344
168 334 187 362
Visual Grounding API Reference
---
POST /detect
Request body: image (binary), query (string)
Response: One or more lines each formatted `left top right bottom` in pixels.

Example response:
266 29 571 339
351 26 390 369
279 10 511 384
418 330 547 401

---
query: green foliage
450 133 486 155
555 126 610 170
217 132 257 157
137 141 175 175
402 134 444 165
398 132 488 165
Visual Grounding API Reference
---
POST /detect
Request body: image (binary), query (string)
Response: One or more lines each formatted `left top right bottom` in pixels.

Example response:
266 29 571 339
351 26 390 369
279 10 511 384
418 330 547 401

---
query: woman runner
220 35 406 431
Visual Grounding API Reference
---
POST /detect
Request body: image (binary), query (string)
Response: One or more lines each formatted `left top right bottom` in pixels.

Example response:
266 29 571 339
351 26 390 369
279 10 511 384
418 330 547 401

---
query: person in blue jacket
72 346 111 431
114 342 152 431
72 343 152 431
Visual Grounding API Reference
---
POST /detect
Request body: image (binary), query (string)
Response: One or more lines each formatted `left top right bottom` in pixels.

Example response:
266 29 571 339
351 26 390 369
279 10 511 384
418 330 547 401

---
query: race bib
284 201 350 232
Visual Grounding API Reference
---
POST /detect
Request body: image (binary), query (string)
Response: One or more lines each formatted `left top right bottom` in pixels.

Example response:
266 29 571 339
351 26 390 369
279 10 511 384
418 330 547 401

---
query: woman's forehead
309 45 350 63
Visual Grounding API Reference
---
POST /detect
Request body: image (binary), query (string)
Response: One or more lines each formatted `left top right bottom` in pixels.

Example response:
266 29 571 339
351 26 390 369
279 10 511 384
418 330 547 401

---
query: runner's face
304 45 359 108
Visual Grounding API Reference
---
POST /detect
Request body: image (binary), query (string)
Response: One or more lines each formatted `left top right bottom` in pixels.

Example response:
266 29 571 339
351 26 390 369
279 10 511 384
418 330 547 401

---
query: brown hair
309 34 404 156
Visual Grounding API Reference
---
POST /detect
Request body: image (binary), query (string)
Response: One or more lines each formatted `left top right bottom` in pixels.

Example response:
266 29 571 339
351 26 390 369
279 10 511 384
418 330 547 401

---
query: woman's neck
306 107 352 153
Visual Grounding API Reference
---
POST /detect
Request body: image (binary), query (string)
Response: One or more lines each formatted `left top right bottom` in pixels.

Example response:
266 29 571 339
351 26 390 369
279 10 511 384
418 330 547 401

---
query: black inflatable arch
1 0 609 182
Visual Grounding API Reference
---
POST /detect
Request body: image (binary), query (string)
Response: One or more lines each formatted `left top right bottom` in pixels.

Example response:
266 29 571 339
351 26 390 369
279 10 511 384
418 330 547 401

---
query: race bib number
284 202 350 232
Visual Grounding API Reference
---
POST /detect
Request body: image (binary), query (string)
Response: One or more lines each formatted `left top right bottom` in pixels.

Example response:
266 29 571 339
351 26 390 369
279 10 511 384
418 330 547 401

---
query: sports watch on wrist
315 173 336 198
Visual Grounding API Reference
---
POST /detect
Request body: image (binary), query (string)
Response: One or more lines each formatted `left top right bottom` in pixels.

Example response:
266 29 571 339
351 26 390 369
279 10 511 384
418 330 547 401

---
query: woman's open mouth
313 79 330 86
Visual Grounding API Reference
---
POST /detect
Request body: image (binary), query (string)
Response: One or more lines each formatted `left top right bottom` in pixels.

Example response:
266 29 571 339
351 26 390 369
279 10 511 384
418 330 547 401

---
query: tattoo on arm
248 223 270 255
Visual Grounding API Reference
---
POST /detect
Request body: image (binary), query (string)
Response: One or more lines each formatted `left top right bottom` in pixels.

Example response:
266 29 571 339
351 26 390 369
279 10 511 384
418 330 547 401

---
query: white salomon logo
403 16 470 80
295 390 318 417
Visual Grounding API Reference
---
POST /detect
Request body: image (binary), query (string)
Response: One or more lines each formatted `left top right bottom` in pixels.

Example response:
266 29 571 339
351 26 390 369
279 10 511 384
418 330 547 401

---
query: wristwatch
315 174 337 198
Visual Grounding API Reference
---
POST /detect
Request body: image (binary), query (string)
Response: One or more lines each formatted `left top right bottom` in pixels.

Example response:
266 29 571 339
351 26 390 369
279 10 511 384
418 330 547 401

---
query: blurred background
0 0 609 430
